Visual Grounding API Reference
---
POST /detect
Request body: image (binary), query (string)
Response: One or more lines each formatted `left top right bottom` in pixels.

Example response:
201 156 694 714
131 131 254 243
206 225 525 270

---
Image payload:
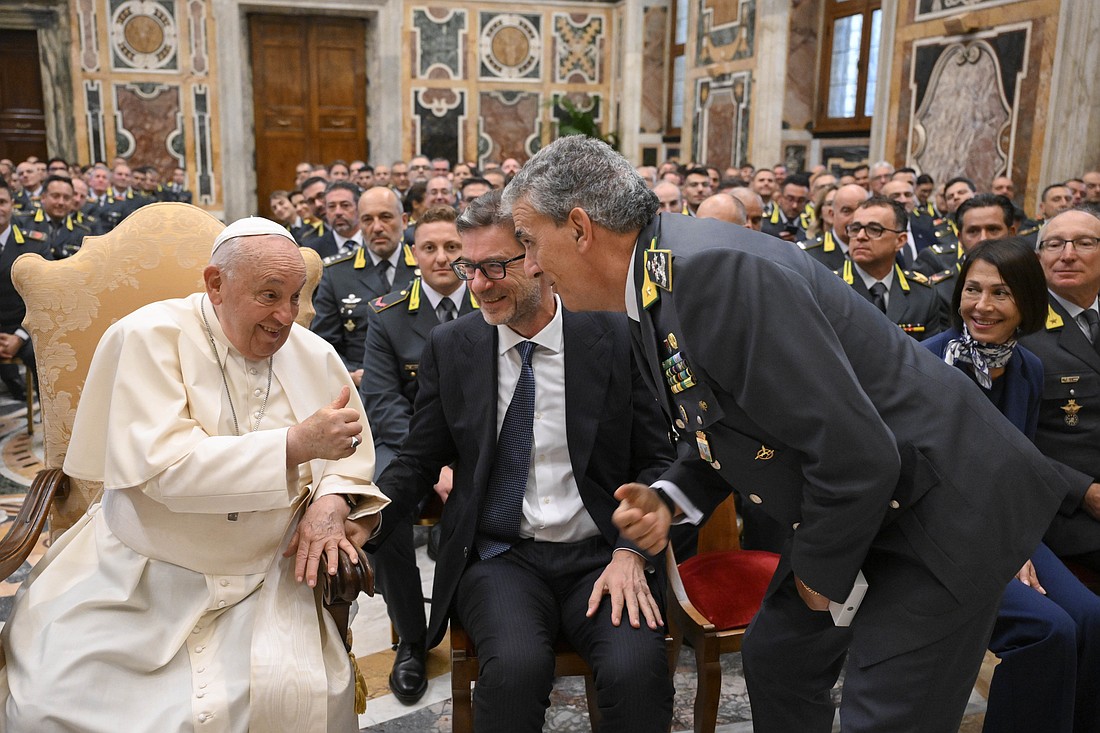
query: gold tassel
350 649 367 714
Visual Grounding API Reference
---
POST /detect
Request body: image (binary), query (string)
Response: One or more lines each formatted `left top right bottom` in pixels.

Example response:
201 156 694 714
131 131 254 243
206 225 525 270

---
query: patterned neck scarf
943 325 1017 389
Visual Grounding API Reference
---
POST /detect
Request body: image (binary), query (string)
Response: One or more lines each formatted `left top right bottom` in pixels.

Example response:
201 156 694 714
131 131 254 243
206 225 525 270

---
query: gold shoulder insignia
1046 304 1064 330
322 252 355 267
403 243 416 267
904 270 931 286
12 226 25 245
371 286 412 313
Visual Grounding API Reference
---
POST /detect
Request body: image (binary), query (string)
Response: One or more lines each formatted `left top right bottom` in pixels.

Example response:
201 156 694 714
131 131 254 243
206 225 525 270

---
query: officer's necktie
436 298 457 323
377 259 392 291
870 282 888 313
476 341 536 560
1082 308 1100 350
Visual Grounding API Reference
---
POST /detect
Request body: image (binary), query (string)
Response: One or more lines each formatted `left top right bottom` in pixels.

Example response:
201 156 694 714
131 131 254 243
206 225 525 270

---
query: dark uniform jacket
1020 299 1100 557
15 209 90 259
310 244 417 370
760 204 806 242
840 261 948 341
913 221 961 276
1 224 54 330
360 278 479 471
631 213 1067 668
367 308 674 649
799 229 846 271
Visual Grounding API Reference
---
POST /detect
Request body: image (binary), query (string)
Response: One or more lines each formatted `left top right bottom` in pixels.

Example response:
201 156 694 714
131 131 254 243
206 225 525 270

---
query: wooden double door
0 29 48 163
250 14 368 213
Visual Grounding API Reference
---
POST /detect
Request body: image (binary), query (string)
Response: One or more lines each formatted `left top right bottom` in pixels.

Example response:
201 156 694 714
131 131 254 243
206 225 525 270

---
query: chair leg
580 672 602 732
692 635 721 733
451 652 475 733
25 365 34 436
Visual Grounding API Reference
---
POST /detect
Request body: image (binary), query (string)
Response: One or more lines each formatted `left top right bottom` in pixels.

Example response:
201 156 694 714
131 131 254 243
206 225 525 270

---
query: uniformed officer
310 186 417 383
11 161 41 215
70 176 100 235
1020 183 1075 247
297 176 331 246
15 176 90 259
360 205 479 705
1020 208 1100 573
309 181 364 260
164 166 193 204
799 183 868 270
761 174 809 242
916 195 1016 298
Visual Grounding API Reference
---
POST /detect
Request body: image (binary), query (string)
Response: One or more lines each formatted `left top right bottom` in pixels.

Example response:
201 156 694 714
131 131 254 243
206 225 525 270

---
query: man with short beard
306 181 364 260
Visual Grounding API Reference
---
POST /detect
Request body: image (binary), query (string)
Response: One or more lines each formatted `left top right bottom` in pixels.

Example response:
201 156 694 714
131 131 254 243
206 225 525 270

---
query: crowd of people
2 142 1100 733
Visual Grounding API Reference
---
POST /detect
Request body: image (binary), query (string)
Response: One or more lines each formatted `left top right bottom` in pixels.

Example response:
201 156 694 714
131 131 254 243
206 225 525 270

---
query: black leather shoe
389 640 427 704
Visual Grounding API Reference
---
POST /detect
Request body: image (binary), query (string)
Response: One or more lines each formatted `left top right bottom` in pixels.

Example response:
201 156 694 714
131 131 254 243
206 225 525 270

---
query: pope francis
0 217 388 732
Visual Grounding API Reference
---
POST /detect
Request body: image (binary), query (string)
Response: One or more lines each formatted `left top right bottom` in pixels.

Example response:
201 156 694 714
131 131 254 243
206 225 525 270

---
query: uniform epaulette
371 284 413 313
1018 224 1040 237
798 235 824 251
904 270 932 286
929 269 955 284
930 242 954 254
322 252 355 267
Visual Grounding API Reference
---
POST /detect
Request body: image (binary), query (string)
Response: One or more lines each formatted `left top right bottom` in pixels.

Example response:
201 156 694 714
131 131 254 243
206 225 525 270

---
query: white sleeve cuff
652 479 704 525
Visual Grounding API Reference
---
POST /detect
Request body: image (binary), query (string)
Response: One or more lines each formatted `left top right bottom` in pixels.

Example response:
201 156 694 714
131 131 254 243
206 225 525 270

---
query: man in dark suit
1020 208 1100 572
308 181 364 261
503 135 1070 733
0 180 52 399
368 190 675 732
310 186 417 384
360 205 479 704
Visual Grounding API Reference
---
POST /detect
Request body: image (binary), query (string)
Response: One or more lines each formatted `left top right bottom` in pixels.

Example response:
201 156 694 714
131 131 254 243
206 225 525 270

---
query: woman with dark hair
923 237 1100 733
805 183 838 241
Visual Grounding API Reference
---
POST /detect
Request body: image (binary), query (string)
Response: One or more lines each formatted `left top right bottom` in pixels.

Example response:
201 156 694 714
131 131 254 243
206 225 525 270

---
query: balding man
652 181 684 214
0 216 387 731
696 193 747 226
800 183 868 270
730 187 765 231
311 187 418 382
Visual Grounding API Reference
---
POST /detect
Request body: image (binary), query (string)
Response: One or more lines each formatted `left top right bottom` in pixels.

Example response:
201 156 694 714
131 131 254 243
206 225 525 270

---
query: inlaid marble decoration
915 0 1019 22
478 90 541 164
76 0 100 72
909 27 1029 191
413 87 466 165
478 12 542 82
186 0 208 75
192 84 214 204
84 81 107 164
412 7 467 80
640 6 667 134
822 144 870 176
113 82 182 171
692 71 751 169
696 0 755 66
109 0 179 72
553 13 603 85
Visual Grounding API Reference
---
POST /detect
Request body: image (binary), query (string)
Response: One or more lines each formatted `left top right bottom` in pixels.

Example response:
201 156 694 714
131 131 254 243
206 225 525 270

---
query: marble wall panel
478 12 542 82
84 80 107 163
784 0 819 132
113 81 183 172
413 7 467 80
695 0 754 66
915 0 1022 22
822 143 871 176
479 90 541 164
192 83 214 204
692 71 751 169
640 6 667 134
109 0 179 73
186 0 208 75
76 0 100 72
908 25 1029 189
553 12 603 84
414 87 466 164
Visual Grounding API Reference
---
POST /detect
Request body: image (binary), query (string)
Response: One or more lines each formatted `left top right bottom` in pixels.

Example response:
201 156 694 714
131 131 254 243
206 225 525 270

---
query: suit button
463 546 468 558
889 500 900 509
792 522 800 530
749 493 763 504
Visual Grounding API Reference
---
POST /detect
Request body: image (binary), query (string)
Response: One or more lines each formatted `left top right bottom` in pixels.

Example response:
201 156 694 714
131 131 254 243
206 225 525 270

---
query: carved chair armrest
321 544 375 606
0 468 69 580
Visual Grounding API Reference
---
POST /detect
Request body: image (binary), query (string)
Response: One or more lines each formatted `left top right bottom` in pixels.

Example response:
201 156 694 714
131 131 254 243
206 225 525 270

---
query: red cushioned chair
665 495 780 733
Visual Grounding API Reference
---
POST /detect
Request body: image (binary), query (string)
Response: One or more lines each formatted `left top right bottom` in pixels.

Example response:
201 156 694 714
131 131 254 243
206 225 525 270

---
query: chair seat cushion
678 550 780 630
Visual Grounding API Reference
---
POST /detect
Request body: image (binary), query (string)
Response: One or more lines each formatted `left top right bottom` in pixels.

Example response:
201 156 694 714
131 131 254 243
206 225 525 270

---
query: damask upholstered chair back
11 202 323 540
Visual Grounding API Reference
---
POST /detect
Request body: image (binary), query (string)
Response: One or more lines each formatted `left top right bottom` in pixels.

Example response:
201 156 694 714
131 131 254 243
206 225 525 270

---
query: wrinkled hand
1083 483 1100 522
286 386 362 466
0 333 23 359
1015 559 1046 594
587 550 663 630
349 369 364 388
612 483 671 554
433 466 454 503
284 493 369 587
795 575 831 611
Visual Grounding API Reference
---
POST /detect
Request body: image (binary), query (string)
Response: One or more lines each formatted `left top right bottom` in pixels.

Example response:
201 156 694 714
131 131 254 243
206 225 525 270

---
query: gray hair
501 136 658 233
456 188 512 234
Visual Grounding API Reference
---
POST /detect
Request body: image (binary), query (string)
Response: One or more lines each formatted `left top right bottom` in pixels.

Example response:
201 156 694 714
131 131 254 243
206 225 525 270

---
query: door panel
0 29 48 162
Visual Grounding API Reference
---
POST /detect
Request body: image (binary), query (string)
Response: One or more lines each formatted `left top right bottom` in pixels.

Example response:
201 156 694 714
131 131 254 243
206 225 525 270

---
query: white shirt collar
419 280 467 312
497 294 564 356
1050 290 1100 321
367 245 402 269
853 261 895 292
333 230 363 249
831 229 850 254
625 247 640 321
0 225 10 248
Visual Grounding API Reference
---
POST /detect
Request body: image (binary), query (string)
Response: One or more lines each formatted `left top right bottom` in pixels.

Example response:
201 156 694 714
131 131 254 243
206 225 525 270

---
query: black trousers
371 513 428 645
454 537 672 733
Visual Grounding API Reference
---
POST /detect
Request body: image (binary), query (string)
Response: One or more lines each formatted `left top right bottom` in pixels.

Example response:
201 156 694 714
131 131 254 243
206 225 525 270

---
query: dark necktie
377 259 392 292
870 282 888 313
436 298 457 323
1082 308 1100 349
476 341 536 560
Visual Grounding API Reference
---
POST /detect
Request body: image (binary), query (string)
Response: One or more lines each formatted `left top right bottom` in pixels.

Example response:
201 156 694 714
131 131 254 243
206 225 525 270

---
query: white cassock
0 292 388 733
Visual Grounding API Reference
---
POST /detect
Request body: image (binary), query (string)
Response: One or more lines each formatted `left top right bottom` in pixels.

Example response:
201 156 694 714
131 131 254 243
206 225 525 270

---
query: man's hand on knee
586 549 663 630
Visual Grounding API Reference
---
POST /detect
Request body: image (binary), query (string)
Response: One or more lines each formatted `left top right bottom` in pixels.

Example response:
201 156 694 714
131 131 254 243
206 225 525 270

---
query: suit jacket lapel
1052 300 1100 372
633 244 673 420
563 311 612 480
463 319 499 495
412 297 438 342
886 275 906 322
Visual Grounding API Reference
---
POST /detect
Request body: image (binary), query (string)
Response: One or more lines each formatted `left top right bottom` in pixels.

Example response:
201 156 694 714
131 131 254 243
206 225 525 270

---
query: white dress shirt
419 280 467 314
853 262 896 309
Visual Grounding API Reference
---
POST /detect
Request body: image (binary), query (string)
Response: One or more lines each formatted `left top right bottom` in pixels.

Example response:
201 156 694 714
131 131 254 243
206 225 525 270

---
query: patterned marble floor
0 390 988 732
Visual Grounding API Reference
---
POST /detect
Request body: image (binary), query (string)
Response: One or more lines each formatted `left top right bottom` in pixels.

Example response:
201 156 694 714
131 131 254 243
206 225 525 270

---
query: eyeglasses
846 222 904 238
451 253 525 281
1038 237 1100 253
